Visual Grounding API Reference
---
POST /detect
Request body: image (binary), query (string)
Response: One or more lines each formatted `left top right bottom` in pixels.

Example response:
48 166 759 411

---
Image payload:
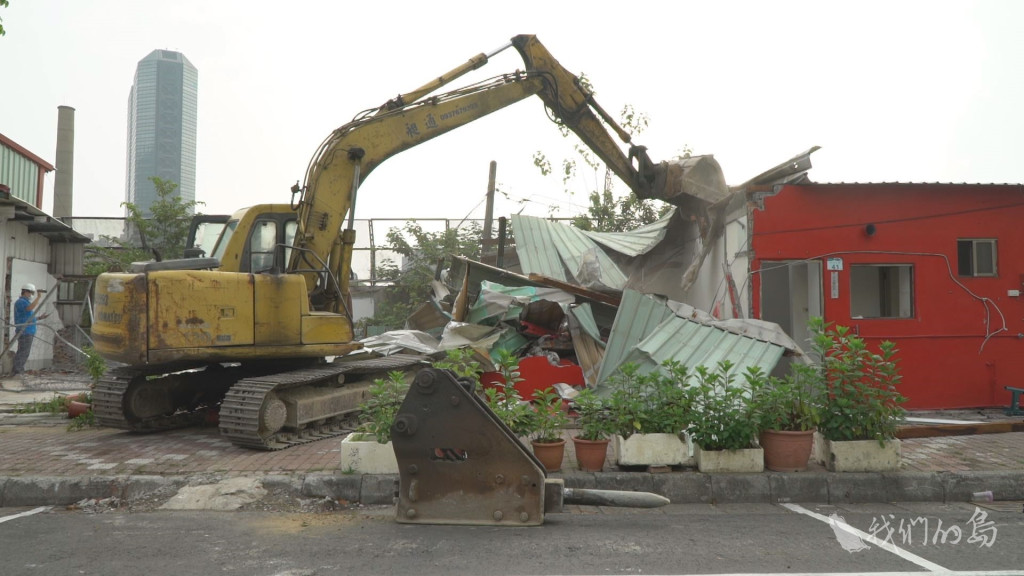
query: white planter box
695 445 764 473
614 433 690 467
814 432 901 472
341 434 399 474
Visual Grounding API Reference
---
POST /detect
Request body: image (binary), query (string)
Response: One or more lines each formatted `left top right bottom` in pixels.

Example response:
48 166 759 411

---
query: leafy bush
683 361 762 451
526 387 570 444
811 318 906 445
480 350 533 437
753 363 821 433
356 371 410 444
572 388 616 441
605 361 689 438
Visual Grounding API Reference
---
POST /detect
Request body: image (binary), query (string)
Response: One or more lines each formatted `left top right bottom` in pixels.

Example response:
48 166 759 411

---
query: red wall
751 183 1024 409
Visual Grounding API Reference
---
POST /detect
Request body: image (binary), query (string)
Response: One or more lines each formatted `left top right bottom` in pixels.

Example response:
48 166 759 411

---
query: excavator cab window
210 220 238 263
249 220 278 273
244 216 298 274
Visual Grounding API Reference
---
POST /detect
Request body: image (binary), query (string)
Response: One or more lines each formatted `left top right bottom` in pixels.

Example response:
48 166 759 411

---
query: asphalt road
1 502 1022 575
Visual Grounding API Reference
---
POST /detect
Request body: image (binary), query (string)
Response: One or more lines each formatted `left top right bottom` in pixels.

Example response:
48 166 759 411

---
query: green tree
532 77 675 232
85 177 203 275
363 221 481 331
0 0 9 37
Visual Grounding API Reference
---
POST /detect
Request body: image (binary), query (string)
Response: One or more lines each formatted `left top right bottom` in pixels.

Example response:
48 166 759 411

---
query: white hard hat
22 283 36 293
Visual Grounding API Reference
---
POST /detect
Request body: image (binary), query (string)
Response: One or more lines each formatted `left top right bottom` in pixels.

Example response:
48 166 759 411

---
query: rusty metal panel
392 368 548 526
91 273 148 365
148 270 255 350
252 273 303 346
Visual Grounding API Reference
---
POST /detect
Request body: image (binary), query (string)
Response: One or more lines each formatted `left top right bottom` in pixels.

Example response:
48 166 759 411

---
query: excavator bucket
391 368 670 526
391 368 555 526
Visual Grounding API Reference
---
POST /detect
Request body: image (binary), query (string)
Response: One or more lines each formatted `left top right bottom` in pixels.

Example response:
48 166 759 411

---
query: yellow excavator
90 34 725 450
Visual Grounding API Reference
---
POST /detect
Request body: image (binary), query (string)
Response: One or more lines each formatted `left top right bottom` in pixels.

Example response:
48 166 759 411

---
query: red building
749 182 1024 409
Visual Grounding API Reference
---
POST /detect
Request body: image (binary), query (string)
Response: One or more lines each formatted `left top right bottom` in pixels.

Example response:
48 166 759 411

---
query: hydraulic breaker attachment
391 368 669 526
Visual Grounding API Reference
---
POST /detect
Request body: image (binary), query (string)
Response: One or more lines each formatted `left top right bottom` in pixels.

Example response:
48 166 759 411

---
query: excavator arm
289 34 666 314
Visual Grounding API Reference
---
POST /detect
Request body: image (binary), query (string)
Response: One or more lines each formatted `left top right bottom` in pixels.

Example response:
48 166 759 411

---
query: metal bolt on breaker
391 368 669 526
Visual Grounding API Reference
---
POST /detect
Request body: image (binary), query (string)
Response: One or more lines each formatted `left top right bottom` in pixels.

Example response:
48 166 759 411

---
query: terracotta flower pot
572 437 610 472
760 428 815 472
67 400 91 419
531 438 566 472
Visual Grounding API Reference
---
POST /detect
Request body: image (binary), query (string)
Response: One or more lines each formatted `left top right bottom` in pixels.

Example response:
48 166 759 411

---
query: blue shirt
14 295 36 336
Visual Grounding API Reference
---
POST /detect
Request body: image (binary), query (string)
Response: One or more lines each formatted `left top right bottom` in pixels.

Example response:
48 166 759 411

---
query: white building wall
1 218 57 373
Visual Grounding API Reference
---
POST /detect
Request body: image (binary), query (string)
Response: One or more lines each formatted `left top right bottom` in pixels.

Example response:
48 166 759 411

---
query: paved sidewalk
1 370 1023 508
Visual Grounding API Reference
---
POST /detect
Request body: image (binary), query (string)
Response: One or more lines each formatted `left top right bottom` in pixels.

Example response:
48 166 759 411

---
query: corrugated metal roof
581 208 674 257
510 214 567 282
596 290 790 391
511 214 628 290
596 290 674 385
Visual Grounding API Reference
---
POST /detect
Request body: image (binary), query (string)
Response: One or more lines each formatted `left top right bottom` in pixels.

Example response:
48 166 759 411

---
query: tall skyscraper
125 49 198 216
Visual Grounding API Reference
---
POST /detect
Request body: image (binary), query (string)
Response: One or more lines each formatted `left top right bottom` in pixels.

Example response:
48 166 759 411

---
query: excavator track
93 366 210 432
219 354 428 450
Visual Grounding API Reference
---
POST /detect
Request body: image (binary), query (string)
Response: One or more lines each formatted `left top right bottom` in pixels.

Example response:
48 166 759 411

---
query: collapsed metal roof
595 290 796 391
511 214 628 292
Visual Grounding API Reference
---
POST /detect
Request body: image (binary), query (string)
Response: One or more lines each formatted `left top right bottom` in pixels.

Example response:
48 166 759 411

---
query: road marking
0 506 51 524
781 503 951 572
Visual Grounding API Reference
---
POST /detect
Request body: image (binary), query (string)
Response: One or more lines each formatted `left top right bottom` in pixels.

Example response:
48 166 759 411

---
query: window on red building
850 264 914 319
957 239 997 277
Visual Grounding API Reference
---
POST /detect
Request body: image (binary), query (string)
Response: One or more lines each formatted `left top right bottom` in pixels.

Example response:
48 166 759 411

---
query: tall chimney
53 105 75 219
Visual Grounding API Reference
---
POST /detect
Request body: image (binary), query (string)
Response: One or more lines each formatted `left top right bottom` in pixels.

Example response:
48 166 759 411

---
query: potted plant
606 361 690 468
810 318 907 472
754 362 821 472
684 361 764 473
341 371 409 474
571 388 615 472
523 387 571 471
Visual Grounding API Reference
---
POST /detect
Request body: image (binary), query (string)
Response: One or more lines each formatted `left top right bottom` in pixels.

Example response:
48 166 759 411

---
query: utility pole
483 161 496 244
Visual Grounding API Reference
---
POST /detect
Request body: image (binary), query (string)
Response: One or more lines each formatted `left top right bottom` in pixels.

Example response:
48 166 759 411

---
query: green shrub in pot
683 361 761 451
810 317 906 446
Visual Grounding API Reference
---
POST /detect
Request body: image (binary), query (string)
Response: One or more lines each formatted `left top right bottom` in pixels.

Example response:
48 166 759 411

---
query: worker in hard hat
12 283 49 376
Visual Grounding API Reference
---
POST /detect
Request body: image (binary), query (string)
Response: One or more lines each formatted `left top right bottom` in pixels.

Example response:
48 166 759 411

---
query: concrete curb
2 470 1022 508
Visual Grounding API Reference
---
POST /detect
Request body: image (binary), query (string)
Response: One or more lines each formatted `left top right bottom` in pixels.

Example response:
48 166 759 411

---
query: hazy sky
2 1 1022 220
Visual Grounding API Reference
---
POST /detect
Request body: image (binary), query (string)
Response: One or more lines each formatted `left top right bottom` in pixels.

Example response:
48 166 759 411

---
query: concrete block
711 473 771 504
340 436 398 474
822 438 901 472
882 472 944 502
1 476 121 507
943 471 1024 502
593 472 654 494
651 473 711 504
768 474 829 503
828 473 891 503
695 446 764 474
302 472 361 501
559 471 598 490
260 474 304 498
614 434 688 467
360 474 399 505
119 475 185 504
